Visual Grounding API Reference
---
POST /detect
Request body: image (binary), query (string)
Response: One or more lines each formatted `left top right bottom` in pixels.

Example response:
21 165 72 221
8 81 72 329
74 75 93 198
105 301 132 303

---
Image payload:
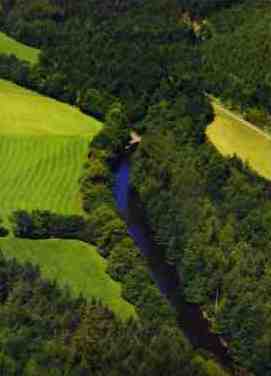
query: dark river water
113 156 232 369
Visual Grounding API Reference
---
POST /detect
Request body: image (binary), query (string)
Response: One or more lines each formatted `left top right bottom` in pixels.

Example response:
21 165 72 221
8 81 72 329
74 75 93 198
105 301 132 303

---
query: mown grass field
0 32 39 64
0 79 102 224
0 79 100 136
207 102 271 181
0 238 136 320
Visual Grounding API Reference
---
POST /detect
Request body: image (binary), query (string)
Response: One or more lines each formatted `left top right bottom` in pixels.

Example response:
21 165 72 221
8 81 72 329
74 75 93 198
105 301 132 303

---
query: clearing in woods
207 100 271 181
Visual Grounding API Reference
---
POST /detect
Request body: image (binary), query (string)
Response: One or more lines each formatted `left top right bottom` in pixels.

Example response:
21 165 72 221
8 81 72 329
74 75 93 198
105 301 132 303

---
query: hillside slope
0 31 39 64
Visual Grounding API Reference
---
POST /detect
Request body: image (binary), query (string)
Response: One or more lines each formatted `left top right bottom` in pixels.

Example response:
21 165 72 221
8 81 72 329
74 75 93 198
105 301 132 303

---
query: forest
201 0 271 129
0 0 270 375
0 253 216 375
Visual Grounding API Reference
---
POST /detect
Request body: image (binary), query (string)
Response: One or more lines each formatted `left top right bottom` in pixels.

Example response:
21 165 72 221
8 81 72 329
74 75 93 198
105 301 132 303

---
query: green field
0 79 100 136
0 32 39 64
0 238 136 320
0 80 136 320
207 102 271 181
0 79 102 224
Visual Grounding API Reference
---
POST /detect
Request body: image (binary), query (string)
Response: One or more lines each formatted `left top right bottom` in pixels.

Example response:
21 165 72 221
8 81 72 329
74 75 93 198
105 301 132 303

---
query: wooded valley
0 1 270 375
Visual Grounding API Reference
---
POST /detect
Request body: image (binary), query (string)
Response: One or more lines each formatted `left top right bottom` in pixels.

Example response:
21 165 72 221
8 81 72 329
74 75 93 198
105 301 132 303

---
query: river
113 155 232 369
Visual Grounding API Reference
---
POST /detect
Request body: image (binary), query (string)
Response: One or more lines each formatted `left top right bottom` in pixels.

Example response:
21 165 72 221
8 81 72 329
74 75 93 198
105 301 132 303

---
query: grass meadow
0 238 136 320
207 102 271 181
0 32 39 64
0 79 101 136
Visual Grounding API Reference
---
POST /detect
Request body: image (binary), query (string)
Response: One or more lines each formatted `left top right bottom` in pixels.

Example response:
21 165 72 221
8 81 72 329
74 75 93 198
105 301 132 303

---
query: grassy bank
0 31 39 64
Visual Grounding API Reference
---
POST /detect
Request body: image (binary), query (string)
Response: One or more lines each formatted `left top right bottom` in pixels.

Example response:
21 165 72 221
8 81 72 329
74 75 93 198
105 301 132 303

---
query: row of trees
11 210 85 239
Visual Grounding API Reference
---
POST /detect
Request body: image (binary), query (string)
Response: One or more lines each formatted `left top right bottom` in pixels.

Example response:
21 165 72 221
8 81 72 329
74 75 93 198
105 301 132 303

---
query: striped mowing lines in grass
0 136 89 223
0 32 39 64
0 79 102 225
0 238 137 320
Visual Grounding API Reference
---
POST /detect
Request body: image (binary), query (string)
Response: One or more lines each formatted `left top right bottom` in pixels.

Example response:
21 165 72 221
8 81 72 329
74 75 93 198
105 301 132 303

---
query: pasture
0 79 102 225
0 31 39 64
207 101 271 181
0 238 136 320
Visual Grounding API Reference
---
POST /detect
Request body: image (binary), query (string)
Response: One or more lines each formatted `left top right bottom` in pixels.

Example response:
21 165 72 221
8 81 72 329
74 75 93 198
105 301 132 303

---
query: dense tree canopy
201 0 271 128
0 253 223 376
131 94 271 374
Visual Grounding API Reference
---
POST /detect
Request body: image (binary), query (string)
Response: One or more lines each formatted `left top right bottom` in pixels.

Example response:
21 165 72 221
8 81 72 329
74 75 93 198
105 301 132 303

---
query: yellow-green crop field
0 31 39 64
207 101 271 181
